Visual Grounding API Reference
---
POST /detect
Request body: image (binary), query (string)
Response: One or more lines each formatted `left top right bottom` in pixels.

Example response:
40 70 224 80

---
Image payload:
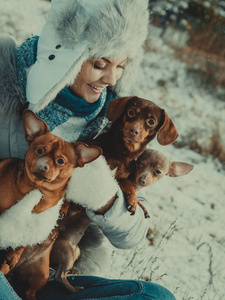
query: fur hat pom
49 0 89 50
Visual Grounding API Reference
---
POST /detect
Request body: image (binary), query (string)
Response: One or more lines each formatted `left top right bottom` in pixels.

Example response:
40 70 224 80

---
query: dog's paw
125 194 138 215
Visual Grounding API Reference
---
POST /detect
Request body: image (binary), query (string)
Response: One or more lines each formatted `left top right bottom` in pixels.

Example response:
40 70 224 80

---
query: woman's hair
27 0 149 111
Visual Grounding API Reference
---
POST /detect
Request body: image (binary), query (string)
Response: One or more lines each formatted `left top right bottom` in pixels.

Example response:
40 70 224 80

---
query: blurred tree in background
148 0 225 87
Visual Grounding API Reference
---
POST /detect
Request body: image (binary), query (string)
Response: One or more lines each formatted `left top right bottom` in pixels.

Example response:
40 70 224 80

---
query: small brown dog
0 109 102 297
50 203 91 292
5 202 86 300
128 149 194 216
130 149 194 190
88 96 178 215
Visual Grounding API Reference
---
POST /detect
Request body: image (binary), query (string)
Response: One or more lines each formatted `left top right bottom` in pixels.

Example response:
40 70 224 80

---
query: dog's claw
127 205 133 212
130 211 135 216
145 212 150 218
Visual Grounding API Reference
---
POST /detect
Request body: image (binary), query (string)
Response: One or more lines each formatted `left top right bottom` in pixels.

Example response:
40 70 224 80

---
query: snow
1 1 225 299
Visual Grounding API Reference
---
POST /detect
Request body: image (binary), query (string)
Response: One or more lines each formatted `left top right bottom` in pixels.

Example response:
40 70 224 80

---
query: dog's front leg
0 246 26 275
119 180 150 218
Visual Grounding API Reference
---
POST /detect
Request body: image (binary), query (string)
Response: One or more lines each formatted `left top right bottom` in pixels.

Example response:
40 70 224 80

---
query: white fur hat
27 0 149 112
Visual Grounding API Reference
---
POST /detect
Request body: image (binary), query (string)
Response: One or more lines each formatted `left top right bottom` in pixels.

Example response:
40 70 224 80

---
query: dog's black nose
139 177 146 185
130 126 140 136
39 164 49 171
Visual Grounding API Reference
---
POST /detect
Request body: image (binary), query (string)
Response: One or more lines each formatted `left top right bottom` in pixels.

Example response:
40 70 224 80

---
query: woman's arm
86 191 149 249
66 156 149 249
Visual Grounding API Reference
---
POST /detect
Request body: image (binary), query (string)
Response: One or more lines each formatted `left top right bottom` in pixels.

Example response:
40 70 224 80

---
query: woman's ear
107 96 134 121
157 110 178 145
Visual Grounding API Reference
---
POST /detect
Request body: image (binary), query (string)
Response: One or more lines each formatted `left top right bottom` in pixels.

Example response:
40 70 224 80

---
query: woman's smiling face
70 55 128 103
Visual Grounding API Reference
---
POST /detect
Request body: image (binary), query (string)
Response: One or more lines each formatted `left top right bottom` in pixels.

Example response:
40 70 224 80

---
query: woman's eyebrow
102 58 111 64
102 57 128 65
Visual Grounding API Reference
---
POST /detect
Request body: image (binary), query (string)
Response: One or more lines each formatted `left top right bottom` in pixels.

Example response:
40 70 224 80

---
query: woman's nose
101 70 117 86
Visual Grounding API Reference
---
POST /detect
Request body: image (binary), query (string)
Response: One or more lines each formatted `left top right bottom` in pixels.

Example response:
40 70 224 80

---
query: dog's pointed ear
107 96 134 121
167 162 194 177
23 109 50 143
74 142 102 168
157 110 178 145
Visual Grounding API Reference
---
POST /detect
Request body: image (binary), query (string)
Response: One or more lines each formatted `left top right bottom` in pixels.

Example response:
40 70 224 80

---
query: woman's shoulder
15 35 39 66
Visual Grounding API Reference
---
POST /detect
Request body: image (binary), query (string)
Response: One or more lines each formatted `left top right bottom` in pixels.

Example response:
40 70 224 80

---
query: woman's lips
88 83 105 94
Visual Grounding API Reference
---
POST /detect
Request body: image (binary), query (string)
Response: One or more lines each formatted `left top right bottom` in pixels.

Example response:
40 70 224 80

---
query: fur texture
66 156 119 210
0 35 26 121
0 190 64 249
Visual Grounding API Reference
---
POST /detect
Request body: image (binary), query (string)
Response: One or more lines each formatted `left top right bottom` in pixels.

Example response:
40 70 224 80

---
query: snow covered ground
1 1 225 299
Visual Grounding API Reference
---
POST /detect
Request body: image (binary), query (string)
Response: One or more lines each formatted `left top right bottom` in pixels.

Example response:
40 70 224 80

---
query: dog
5 203 86 300
0 109 102 299
50 203 91 292
130 149 194 190
87 96 178 216
127 149 194 216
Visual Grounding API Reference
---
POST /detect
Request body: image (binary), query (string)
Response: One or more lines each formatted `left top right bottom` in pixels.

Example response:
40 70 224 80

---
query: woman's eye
118 65 125 70
93 63 105 70
35 148 44 155
56 158 65 166
128 109 136 117
148 118 155 126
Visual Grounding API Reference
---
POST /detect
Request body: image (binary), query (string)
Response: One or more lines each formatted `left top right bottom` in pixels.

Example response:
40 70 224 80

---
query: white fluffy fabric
66 156 119 211
0 190 64 249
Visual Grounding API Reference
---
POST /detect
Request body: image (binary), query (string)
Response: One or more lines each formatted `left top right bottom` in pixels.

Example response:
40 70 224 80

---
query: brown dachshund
87 96 178 216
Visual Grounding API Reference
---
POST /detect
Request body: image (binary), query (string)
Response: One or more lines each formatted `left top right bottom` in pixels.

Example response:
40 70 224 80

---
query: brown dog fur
50 204 91 292
130 149 194 190
0 110 102 299
128 149 194 216
87 96 178 216
40 96 179 292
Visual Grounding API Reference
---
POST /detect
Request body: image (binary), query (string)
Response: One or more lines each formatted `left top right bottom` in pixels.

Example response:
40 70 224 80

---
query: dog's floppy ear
157 110 178 145
167 162 194 177
74 142 102 168
107 96 134 121
23 109 50 143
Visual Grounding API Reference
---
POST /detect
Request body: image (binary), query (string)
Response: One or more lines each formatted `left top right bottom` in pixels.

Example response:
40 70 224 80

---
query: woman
0 0 176 299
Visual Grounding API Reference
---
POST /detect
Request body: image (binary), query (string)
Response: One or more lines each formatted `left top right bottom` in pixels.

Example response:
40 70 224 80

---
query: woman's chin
84 93 101 103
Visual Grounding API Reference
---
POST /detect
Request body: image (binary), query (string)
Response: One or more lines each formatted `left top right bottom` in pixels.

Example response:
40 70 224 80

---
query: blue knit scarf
55 87 107 121
36 87 110 132
14 35 117 140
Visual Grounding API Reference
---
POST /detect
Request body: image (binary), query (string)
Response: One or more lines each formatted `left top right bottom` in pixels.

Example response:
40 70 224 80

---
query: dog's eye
148 118 155 126
56 158 65 166
35 148 44 155
156 169 161 174
128 109 136 117
138 161 145 167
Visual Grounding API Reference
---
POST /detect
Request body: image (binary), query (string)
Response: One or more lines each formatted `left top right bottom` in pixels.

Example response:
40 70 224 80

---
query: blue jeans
37 275 176 300
0 272 176 300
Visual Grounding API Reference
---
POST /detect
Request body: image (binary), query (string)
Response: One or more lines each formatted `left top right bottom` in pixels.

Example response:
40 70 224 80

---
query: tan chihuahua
0 109 102 275
130 149 194 190
127 148 194 217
